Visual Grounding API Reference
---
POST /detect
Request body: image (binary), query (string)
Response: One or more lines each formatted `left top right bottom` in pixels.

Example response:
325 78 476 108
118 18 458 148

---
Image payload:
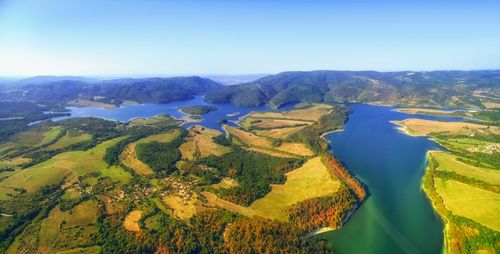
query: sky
0 0 499 77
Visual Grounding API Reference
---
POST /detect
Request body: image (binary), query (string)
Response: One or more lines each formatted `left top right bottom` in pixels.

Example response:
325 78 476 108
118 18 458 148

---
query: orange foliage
322 154 366 201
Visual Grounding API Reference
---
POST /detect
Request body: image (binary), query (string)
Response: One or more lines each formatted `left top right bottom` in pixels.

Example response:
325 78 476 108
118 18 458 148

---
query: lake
319 104 463 254
52 99 464 253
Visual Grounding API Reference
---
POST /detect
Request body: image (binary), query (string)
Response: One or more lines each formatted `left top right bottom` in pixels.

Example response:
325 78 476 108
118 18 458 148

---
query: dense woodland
201 149 303 205
287 185 357 231
205 70 500 108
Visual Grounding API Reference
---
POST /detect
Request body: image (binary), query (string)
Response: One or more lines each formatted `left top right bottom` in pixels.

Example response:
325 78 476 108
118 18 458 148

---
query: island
179 105 217 115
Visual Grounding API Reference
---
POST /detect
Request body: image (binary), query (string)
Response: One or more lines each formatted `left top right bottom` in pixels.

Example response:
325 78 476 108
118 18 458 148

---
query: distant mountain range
1 70 499 109
205 70 500 108
1 76 223 105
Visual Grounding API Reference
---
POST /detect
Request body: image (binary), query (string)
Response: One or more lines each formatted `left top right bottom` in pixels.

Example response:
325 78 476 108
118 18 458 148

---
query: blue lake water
52 96 295 132
51 99 465 253
320 104 463 254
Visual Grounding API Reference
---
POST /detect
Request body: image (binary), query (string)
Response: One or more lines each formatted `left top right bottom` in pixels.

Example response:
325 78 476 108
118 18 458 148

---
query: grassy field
124 210 143 232
0 137 131 198
179 126 230 160
432 151 500 185
0 156 31 168
249 104 332 121
67 99 117 109
250 157 340 221
126 115 178 128
226 126 312 157
35 200 98 253
434 178 500 232
241 118 311 130
0 126 63 158
163 194 198 219
396 107 457 116
275 143 314 156
120 129 181 175
211 177 238 189
204 157 340 221
392 118 499 136
254 126 307 139
45 131 92 151
120 143 153 175
226 126 271 147
438 138 499 154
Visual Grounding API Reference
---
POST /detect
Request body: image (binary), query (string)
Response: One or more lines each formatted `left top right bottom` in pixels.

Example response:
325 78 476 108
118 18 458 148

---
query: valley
0 100 363 253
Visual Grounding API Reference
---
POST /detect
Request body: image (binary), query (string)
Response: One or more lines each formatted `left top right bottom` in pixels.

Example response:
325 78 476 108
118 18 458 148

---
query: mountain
205 70 500 108
201 74 269 85
4 76 224 104
7 75 100 86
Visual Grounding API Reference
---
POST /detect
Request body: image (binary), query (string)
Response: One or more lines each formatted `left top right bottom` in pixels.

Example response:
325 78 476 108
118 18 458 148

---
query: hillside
0 104 363 253
3 76 223 105
205 70 500 108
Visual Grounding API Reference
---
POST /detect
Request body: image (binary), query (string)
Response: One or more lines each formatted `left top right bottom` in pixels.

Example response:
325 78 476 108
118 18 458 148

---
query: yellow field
481 101 500 109
45 131 92 151
254 126 306 139
226 126 271 147
211 177 238 189
247 118 311 129
434 179 500 232
249 104 332 122
396 107 456 115
0 137 131 198
120 143 153 175
393 118 499 136
119 129 181 175
163 195 198 219
179 126 230 160
431 151 500 185
124 210 142 232
205 157 340 221
0 156 31 168
275 143 314 156
203 191 257 218
249 157 340 220
226 126 312 157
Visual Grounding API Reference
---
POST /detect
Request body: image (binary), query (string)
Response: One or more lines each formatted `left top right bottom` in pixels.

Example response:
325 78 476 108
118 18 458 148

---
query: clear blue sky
0 0 499 77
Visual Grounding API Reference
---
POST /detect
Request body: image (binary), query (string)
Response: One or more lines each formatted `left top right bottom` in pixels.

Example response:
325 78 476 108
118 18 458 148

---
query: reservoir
320 103 462 254
52 100 464 253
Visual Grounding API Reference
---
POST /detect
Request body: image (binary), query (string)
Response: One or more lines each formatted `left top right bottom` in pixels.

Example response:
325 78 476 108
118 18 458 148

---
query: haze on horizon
1 0 499 77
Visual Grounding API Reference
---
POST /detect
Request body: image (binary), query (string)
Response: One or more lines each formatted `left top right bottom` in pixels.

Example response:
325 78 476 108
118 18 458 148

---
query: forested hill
3 76 223 105
204 70 500 108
